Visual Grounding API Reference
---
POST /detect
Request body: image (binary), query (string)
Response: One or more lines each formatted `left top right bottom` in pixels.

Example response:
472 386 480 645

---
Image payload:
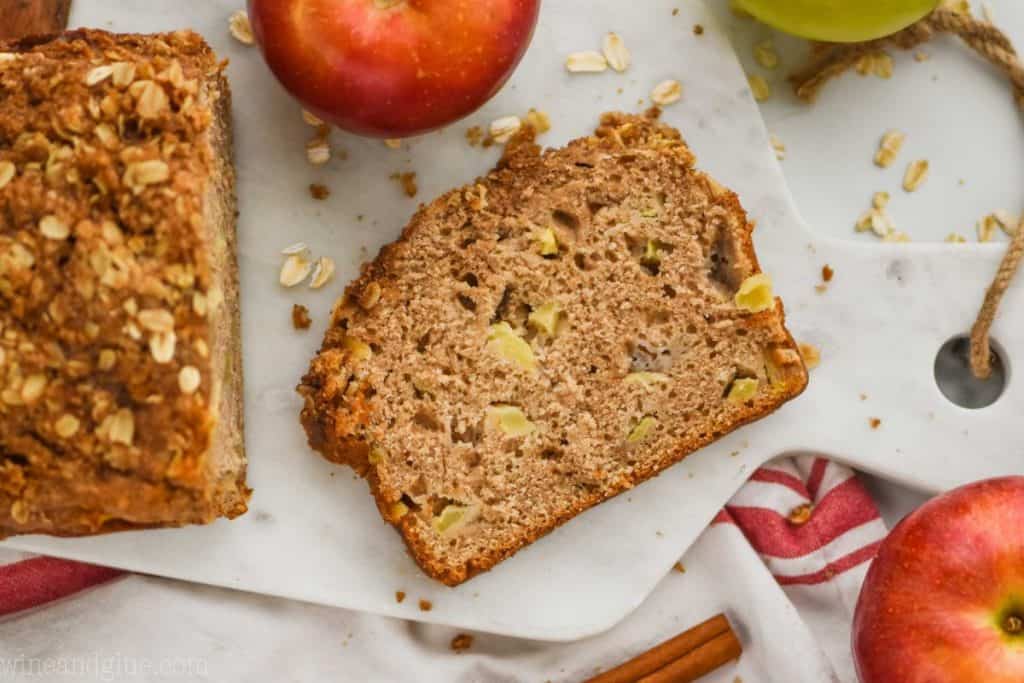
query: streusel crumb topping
0 30 226 530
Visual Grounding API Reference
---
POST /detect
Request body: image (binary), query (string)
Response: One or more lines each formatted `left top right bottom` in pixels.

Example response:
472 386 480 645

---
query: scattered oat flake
903 160 929 192
769 134 785 161
822 264 834 283
651 79 682 106
869 418 882 430
229 10 254 45
875 130 905 168
978 215 999 243
753 40 779 69
993 210 1018 236
489 115 522 144
748 74 770 102
390 171 418 197
302 109 323 127
292 304 312 330
306 137 331 166
451 634 474 653
883 230 911 243
383 138 402 149
872 212 893 238
856 209 891 238
872 192 890 210
281 242 309 256
602 32 631 73
309 256 335 289
799 342 821 370
280 253 313 288
565 51 608 73
418 599 433 612
946 232 968 244
309 183 330 200
524 108 551 134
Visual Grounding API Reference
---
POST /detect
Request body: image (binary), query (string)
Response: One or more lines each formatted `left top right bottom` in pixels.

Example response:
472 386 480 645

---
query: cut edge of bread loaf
299 111 807 585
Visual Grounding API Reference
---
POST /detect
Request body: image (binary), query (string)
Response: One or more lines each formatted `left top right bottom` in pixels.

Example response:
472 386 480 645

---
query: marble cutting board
3 0 1023 641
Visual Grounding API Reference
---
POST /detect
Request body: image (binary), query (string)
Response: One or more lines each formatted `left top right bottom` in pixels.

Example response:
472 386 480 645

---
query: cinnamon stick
638 630 743 683
584 614 742 683
0 0 73 41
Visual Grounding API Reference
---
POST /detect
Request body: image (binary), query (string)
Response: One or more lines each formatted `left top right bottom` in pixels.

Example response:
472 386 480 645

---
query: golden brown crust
0 29 248 537
300 111 807 585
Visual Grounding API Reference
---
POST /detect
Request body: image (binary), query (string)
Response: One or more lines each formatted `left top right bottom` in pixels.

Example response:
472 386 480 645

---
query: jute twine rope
789 6 1024 380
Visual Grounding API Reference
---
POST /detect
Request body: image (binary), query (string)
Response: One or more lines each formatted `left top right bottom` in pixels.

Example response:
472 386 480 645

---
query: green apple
733 0 940 43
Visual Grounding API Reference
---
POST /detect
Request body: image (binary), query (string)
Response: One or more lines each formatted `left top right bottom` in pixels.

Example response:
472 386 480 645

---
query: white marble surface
2 0 1022 642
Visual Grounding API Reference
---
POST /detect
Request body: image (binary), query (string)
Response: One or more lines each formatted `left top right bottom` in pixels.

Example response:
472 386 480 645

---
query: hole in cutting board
934 335 1008 409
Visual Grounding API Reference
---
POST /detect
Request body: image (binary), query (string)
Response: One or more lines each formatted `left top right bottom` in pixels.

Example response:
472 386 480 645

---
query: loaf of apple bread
0 29 248 537
299 111 807 585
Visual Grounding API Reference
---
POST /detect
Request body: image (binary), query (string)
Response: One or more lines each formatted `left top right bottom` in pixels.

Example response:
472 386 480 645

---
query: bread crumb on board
292 304 312 330
787 503 813 525
450 634 474 652
309 183 330 200
673 561 686 573
391 172 418 198
869 417 882 430
419 599 433 612
821 264 834 283
465 125 485 147
395 591 406 604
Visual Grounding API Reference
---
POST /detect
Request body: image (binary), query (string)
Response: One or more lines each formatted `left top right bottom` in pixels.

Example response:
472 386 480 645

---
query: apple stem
1004 614 1024 636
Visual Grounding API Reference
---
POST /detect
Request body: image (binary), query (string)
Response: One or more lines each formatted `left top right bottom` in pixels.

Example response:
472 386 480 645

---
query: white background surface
2 0 1022 676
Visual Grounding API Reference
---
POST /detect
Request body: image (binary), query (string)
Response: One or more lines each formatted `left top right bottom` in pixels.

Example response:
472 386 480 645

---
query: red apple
853 477 1024 683
247 0 540 138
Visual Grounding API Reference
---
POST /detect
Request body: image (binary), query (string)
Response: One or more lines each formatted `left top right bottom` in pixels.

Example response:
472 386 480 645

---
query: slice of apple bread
299 111 807 586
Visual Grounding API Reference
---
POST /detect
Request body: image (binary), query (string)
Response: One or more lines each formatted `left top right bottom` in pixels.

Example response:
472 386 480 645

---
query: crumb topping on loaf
300 112 807 585
0 30 246 536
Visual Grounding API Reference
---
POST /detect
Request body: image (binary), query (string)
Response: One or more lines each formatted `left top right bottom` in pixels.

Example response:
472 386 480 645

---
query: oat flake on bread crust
299 111 807 586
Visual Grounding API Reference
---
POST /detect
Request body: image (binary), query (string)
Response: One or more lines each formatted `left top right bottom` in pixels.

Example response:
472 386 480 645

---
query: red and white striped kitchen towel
0 455 885 681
